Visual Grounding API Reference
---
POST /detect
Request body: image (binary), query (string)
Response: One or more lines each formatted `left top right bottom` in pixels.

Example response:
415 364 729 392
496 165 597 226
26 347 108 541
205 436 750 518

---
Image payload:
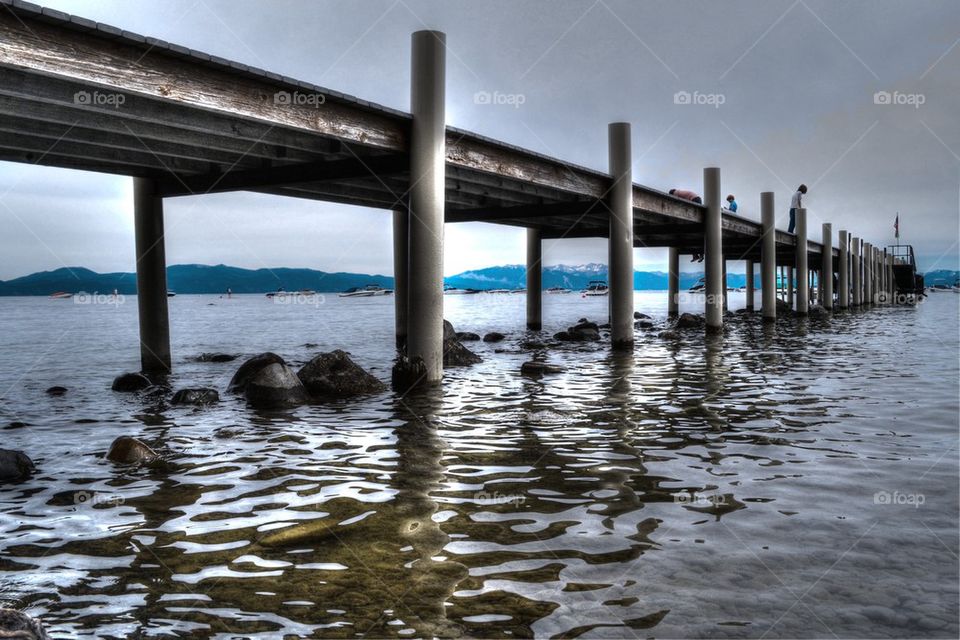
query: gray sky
1 0 958 279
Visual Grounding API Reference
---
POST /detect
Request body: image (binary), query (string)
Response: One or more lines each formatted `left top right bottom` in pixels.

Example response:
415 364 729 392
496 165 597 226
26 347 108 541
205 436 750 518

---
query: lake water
0 290 957 638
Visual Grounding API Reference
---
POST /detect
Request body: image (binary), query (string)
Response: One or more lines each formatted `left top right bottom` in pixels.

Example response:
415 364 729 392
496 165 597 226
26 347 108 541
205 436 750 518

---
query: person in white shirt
788 184 807 233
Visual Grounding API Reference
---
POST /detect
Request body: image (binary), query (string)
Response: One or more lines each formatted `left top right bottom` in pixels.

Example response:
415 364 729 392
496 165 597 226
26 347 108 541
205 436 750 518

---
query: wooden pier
0 0 897 381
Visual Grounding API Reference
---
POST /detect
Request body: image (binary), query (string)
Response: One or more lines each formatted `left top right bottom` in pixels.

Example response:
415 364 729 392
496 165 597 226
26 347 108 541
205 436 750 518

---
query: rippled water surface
1 291 958 638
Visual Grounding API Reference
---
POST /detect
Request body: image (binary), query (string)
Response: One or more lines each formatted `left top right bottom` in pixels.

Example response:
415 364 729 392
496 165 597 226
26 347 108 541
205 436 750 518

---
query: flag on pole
894 213 899 239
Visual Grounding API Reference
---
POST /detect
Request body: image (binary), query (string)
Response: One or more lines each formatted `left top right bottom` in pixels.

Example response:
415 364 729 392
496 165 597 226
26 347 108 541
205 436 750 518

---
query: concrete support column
608 122 634 348
667 247 680 316
822 223 833 310
745 259 755 311
838 229 849 309
526 227 543 330
863 242 873 305
795 208 809 314
880 248 887 303
722 259 728 312
703 167 723 331
787 266 794 309
407 30 446 381
393 208 409 350
761 192 776 322
133 177 171 374
852 237 862 306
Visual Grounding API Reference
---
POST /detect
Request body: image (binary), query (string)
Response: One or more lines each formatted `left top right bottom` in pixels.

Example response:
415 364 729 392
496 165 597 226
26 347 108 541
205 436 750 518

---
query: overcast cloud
1 0 957 280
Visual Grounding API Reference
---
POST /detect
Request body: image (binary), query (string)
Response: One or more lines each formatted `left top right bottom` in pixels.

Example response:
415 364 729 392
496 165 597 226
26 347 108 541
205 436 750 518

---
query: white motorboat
546 287 572 294
443 285 480 295
338 284 393 298
582 280 609 297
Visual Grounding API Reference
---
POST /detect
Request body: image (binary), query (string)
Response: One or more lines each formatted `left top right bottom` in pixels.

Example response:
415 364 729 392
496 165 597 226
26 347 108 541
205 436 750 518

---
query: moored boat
338 284 393 298
49 291 72 299
581 280 609 297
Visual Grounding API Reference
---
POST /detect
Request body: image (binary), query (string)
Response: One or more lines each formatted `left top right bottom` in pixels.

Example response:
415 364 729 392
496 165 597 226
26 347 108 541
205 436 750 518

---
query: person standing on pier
726 194 738 212
670 189 705 262
788 184 807 233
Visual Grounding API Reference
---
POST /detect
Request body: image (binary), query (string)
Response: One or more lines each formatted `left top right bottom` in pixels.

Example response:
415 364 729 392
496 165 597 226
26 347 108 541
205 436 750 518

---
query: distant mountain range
0 263 956 296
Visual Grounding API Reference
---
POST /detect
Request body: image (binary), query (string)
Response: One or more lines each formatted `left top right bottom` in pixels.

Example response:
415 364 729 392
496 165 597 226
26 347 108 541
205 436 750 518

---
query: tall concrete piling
608 122 634 349
822 223 833 310
795 208 809 314
761 192 776 322
852 237 862 306
668 247 680 316
864 242 873 305
787 266 794 309
704 167 723 332
393 208 409 350
407 30 446 381
838 229 849 309
745 259 755 311
526 227 542 330
133 177 171 374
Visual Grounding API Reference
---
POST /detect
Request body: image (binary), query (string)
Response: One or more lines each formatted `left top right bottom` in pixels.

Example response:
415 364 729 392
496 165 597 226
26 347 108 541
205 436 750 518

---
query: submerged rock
658 330 680 340
298 350 386 398
635 320 655 329
455 332 480 342
776 299 792 312
245 363 308 409
106 436 157 464
227 353 285 393
111 372 151 392
0 609 49 639
673 313 705 329
0 449 35 483
195 352 238 363
171 388 220 406
520 361 565 376
634 311 651 320
483 332 505 343
45 386 67 396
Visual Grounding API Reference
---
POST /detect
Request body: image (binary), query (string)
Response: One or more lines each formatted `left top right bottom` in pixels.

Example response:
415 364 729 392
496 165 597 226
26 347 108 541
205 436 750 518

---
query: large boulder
298 350 386 398
442 320 481 367
171 388 220 406
111 372 151 392
106 436 157 464
227 353 285 393
456 332 481 342
673 313 705 329
0 449 35 484
483 332 505 343
245 363 308 409
634 311 651 320
554 320 600 342
0 608 49 639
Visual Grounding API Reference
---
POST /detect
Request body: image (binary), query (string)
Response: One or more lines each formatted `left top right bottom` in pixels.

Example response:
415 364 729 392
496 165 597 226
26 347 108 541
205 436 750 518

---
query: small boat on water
547 286 572 294
49 291 72 299
167 291 176 297
338 284 392 298
485 288 512 294
582 280 609 297
443 285 480 295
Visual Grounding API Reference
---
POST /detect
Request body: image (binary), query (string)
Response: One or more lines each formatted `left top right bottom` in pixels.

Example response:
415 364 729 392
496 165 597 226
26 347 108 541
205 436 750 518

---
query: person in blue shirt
726 194 738 212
